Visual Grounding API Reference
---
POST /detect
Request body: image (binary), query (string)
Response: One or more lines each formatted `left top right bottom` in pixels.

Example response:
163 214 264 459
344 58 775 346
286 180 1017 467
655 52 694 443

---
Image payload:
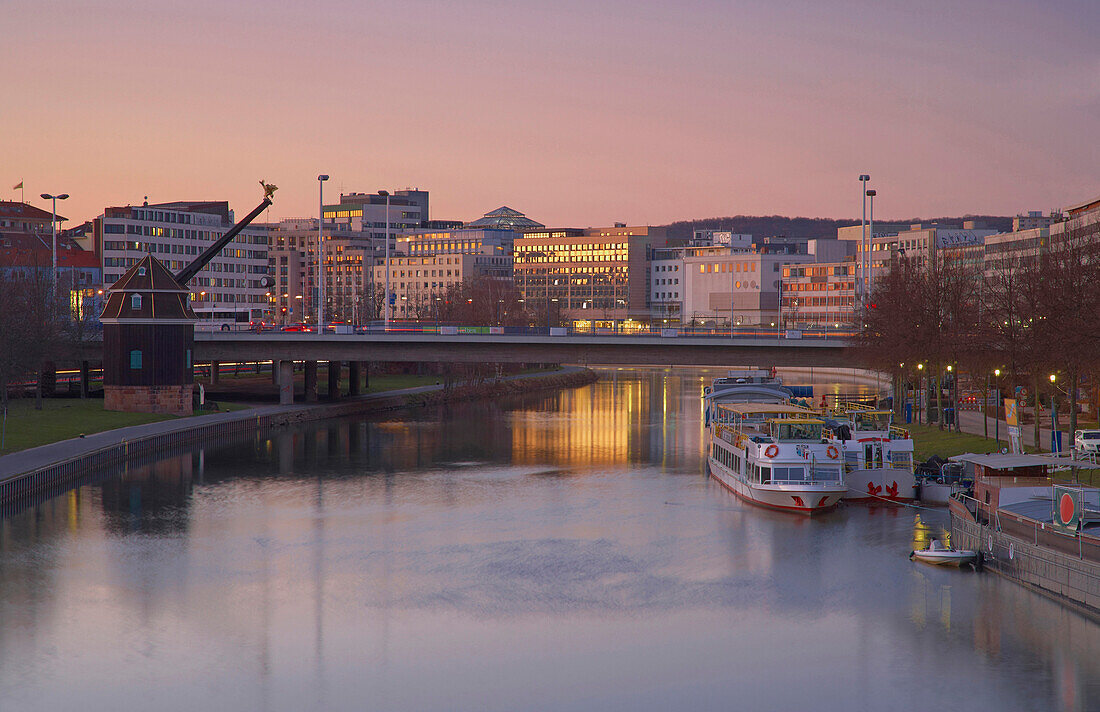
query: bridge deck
190 333 850 367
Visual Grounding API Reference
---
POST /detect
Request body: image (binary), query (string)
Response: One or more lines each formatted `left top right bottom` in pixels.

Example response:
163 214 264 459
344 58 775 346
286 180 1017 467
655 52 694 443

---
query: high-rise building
95 201 271 326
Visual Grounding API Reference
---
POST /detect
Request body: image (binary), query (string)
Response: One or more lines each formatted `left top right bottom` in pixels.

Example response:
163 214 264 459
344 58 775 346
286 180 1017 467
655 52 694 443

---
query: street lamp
917 362 925 424
992 368 1002 446
1049 373 1059 453
40 192 69 286
858 174 870 305
866 189 877 295
317 175 329 335
379 190 391 330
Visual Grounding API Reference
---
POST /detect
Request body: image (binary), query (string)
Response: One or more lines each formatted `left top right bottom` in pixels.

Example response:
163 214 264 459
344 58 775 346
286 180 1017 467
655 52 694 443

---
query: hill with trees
661 215 1014 242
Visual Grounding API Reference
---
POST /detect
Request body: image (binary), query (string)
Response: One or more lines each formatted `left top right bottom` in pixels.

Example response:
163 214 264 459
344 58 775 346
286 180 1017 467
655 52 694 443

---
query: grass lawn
907 421 1035 462
0 398 247 456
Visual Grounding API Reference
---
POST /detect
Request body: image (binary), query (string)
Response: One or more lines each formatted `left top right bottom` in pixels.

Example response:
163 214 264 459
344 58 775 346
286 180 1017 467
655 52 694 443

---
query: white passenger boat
707 401 847 515
909 539 977 567
822 402 917 504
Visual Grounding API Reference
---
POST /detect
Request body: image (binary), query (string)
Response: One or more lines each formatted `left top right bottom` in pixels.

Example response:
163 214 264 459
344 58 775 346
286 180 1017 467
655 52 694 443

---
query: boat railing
889 426 911 440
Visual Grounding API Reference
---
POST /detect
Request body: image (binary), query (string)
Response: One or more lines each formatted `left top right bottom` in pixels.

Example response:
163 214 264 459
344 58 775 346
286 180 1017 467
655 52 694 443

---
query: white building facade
96 201 271 324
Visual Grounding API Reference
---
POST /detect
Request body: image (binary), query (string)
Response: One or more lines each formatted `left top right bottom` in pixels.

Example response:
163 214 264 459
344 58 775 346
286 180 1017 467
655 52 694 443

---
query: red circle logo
1060 493 1076 524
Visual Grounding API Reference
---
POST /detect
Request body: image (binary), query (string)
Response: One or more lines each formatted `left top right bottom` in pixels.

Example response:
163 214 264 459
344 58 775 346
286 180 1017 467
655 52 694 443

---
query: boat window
810 466 838 481
757 466 769 483
772 467 805 481
777 422 822 440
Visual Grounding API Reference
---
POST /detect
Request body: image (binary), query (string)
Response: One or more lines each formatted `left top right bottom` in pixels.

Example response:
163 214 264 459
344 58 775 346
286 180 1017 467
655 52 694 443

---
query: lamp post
378 190 391 330
866 188 876 296
858 174 870 306
317 175 329 335
1050 373 1058 453
40 192 69 287
916 362 925 424
993 368 1002 447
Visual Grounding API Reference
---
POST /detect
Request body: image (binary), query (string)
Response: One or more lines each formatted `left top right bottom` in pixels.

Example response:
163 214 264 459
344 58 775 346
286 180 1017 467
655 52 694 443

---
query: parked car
281 324 313 332
1075 430 1100 454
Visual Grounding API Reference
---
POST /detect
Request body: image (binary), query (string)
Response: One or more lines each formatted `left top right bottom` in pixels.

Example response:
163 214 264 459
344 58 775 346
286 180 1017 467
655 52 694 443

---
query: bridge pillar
328 360 342 399
271 360 278 384
304 361 318 402
349 361 361 396
210 360 220 385
362 362 369 390
278 360 294 405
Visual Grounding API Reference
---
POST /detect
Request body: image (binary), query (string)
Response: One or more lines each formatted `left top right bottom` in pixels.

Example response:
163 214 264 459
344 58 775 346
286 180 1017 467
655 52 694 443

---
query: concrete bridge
193 332 850 368
51 332 852 405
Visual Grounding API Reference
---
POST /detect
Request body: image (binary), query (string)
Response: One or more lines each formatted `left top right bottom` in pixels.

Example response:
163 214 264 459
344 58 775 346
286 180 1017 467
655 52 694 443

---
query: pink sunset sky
4 0 1099 227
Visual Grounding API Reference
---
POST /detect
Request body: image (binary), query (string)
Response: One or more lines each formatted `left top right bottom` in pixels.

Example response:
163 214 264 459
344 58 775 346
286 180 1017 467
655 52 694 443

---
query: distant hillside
661 215 1014 242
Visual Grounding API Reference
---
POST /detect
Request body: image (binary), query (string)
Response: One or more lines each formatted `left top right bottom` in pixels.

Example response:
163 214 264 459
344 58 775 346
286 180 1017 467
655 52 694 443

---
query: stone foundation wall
104 384 194 416
953 511 1100 619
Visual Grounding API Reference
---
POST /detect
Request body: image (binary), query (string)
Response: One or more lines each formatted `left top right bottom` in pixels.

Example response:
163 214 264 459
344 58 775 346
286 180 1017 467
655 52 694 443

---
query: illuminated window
130 350 142 369
131 294 142 310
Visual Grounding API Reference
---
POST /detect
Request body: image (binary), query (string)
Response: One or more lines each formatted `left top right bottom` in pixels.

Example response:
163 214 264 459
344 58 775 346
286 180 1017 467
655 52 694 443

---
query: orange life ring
764 444 779 458
827 445 839 459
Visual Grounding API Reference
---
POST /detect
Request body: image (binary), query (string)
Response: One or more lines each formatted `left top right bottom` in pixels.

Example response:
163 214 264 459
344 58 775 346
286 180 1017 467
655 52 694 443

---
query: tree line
854 215 1100 446
0 263 98 422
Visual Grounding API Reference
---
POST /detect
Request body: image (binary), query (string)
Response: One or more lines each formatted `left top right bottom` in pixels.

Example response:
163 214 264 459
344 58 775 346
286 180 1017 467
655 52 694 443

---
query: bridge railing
239 322 857 340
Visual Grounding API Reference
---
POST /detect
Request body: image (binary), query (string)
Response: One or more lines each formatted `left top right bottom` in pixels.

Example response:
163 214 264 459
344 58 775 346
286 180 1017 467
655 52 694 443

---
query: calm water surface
1 367 1098 711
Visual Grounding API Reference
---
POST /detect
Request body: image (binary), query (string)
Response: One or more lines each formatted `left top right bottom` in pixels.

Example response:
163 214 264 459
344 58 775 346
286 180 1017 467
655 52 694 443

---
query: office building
780 259 858 328
94 201 271 324
513 225 666 329
371 253 513 320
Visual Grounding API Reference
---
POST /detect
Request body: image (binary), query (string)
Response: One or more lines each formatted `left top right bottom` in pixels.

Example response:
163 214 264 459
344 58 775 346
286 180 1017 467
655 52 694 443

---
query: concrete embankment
0 368 598 507
951 498 1100 622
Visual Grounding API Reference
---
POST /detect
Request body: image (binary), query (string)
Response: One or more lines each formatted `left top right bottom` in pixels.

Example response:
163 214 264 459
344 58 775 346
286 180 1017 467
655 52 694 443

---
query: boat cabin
950 453 1098 510
711 403 841 485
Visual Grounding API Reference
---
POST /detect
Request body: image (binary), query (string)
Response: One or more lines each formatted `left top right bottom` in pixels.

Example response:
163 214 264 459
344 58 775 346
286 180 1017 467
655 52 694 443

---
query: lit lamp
993 368 1002 446
1050 374 1058 453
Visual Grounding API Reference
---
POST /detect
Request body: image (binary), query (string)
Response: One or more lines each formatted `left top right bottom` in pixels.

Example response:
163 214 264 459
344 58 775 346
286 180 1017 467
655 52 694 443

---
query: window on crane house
130 350 143 369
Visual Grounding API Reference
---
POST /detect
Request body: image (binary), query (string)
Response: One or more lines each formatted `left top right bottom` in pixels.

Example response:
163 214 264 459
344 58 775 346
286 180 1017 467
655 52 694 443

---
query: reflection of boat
707 398 847 515
822 402 916 504
909 539 976 566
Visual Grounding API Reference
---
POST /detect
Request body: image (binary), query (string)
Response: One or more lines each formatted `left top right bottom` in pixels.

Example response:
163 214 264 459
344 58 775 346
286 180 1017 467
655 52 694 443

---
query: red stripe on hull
710 471 839 516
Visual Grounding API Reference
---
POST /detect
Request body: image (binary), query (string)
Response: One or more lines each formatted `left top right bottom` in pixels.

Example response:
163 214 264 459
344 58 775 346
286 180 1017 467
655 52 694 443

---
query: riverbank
0 367 598 492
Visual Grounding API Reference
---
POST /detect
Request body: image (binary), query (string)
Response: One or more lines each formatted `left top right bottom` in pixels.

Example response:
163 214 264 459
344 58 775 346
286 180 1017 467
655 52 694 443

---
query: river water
1 367 1098 711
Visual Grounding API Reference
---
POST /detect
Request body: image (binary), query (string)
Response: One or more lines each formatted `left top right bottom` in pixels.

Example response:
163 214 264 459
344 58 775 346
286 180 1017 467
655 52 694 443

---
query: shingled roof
100 255 196 322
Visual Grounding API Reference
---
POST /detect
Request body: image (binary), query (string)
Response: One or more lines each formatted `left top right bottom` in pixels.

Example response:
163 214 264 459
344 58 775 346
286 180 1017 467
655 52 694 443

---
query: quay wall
0 369 598 511
951 499 1100 621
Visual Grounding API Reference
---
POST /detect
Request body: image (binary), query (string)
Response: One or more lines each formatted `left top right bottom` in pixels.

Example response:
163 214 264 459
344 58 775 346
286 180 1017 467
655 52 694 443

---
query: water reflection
0 367 1096 711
